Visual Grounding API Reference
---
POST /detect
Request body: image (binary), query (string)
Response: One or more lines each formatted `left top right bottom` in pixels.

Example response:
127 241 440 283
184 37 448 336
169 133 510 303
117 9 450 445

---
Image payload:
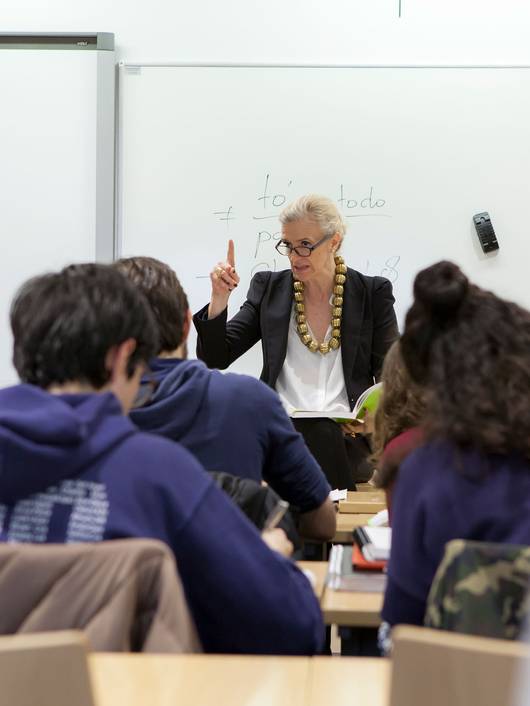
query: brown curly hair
401 260 530 460
371 340 426 478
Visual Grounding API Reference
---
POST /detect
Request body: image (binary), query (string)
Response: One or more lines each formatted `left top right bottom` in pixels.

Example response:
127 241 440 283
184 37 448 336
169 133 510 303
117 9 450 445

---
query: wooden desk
355 482 378 492
90 653 310 706
333 513 375 542
309 657 390 706
297 561 328 599
89 654 390 706
297 561 383 628
338 491 386 515
321 584 383 627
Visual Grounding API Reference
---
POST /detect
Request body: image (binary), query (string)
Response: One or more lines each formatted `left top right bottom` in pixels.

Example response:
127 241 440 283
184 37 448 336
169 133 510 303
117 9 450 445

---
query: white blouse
275 304 350 414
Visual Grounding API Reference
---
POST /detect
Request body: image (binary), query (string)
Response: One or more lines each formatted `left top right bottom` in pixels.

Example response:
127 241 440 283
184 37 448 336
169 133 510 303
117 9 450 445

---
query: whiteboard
0 44 114 387
118 65 530 377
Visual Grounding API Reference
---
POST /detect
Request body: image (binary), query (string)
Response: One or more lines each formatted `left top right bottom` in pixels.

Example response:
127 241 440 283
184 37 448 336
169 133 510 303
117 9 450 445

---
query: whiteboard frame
0 32 116 262
119 62 530 67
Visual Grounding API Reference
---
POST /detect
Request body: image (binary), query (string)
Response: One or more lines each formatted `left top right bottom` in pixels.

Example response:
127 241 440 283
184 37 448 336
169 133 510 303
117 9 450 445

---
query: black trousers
292 418 373 490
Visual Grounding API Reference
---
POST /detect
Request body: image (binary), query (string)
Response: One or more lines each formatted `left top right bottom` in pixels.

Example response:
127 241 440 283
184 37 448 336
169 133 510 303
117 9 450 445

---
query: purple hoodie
0 384 324 654
382 439 530 626
130 358 330 512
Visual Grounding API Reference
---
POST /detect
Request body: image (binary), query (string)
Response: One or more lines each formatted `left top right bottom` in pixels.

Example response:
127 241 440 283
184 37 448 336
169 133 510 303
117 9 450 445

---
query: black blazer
194 268 399 411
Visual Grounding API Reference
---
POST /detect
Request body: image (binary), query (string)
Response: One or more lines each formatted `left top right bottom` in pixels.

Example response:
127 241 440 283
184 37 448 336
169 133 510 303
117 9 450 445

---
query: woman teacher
194 194 399 489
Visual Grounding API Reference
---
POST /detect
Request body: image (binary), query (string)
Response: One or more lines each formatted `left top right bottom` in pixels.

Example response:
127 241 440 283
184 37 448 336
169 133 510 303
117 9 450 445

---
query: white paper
329 488 348 502
362 526 392 560
368 509 389 527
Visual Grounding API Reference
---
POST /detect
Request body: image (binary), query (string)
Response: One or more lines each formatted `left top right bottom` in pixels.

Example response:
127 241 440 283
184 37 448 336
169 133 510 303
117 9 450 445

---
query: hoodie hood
130 358 211 441
0 385 136 504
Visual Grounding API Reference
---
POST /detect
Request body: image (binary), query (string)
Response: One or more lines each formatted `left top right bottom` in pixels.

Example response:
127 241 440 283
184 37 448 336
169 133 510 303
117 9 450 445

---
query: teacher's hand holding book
340 419 367 438
340 412 375 437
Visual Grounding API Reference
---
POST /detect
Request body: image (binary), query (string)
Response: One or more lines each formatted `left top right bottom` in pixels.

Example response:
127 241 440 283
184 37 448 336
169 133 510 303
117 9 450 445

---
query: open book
289 382 382 421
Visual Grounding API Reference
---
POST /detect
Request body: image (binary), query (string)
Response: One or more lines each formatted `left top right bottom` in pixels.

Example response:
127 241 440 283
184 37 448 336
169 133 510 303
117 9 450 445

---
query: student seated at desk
114 256 335 542
0 264 324 655
371 340 426 522
382 261 530 628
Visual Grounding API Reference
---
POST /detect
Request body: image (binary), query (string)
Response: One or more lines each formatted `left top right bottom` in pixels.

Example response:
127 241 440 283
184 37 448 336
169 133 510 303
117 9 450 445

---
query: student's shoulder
208 372 286 439
215 369 278 405
384 427 425 464
223 375 286 430
107 431 213 522
398 438 455 490
120 430 206 474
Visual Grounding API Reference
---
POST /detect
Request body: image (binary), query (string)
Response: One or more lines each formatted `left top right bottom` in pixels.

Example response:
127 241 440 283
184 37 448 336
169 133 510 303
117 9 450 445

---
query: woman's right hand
208 239 240 319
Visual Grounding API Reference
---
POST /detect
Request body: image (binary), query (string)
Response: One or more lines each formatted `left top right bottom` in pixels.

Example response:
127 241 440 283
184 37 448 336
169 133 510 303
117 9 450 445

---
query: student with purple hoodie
115 256 336 542
382 261 530 628
0 263 324 655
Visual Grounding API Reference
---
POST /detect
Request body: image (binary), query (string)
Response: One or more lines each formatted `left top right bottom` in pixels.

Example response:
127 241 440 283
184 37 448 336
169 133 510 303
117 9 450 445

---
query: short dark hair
401 260 530 460
10 263 159 389
113 257 189 354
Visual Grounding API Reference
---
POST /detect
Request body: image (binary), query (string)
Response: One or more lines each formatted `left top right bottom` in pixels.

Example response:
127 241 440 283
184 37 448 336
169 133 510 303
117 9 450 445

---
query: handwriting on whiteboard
212 174 391 227
248 255 401 283
200 173 399 283
243 174 391 223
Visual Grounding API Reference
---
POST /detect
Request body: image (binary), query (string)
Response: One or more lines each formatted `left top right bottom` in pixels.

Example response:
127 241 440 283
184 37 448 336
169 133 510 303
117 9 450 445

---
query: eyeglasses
275 233 332 258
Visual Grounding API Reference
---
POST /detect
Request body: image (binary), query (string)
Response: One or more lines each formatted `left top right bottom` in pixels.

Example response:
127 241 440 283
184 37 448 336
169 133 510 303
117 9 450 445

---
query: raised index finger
227 239 236 269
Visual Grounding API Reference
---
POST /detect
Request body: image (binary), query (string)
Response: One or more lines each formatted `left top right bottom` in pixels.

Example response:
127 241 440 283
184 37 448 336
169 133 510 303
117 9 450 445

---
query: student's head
401 260 530 459
371 340 426 482
113 256 190 357
10 263 159 412
278 195 346 284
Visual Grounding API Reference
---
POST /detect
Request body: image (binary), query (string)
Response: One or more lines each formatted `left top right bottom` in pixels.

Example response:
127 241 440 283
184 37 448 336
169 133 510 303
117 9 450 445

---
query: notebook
354 526 392 562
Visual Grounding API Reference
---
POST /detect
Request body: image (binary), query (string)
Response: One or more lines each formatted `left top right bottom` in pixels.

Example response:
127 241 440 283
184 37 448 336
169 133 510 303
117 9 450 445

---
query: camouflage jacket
425 539 530 640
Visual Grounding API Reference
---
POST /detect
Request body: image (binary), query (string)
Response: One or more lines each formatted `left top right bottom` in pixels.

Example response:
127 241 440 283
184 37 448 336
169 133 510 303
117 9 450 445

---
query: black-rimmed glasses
275 233 332 258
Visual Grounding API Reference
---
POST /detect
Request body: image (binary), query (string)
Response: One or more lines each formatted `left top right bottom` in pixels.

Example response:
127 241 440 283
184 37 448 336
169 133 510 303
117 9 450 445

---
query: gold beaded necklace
294 255 346 354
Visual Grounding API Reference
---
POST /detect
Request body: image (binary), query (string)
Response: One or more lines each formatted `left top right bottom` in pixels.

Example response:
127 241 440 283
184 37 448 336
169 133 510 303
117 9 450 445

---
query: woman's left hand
340 413 374 437
340 420 365 437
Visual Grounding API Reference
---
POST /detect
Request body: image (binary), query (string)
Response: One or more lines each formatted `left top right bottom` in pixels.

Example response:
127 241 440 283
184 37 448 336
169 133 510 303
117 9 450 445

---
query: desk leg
338 626 380 656
301 541 328 561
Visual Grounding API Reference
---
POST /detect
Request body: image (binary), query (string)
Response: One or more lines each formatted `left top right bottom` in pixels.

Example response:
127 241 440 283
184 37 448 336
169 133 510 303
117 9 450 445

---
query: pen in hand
263 499 290 531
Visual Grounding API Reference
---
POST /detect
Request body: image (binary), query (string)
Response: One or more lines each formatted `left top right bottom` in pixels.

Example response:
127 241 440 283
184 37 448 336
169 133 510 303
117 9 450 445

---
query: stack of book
353 526 391 563
327 538 389 592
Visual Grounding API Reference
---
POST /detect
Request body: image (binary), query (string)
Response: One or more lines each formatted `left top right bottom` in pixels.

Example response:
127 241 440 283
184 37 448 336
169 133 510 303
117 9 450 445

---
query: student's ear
105 339 144 413
182 309 192 343
105 338 137 382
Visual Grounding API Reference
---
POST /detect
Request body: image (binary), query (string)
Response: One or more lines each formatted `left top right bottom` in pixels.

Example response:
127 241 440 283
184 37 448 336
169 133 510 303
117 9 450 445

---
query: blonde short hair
279 194 347 246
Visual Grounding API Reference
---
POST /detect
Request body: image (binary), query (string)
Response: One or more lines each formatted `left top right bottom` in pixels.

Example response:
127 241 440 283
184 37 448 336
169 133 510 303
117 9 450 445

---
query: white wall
2 1 530 382
3 0 530 65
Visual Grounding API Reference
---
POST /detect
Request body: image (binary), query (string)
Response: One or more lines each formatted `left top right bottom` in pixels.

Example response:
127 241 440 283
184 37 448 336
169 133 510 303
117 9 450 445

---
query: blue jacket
130 358 330 512
382 440 530 626
0 384 324 654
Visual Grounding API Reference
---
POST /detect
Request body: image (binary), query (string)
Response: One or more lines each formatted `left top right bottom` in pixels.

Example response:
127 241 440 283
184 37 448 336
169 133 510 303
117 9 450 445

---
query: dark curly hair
401 260 530 460
113 257 189 355
10 263 159 389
